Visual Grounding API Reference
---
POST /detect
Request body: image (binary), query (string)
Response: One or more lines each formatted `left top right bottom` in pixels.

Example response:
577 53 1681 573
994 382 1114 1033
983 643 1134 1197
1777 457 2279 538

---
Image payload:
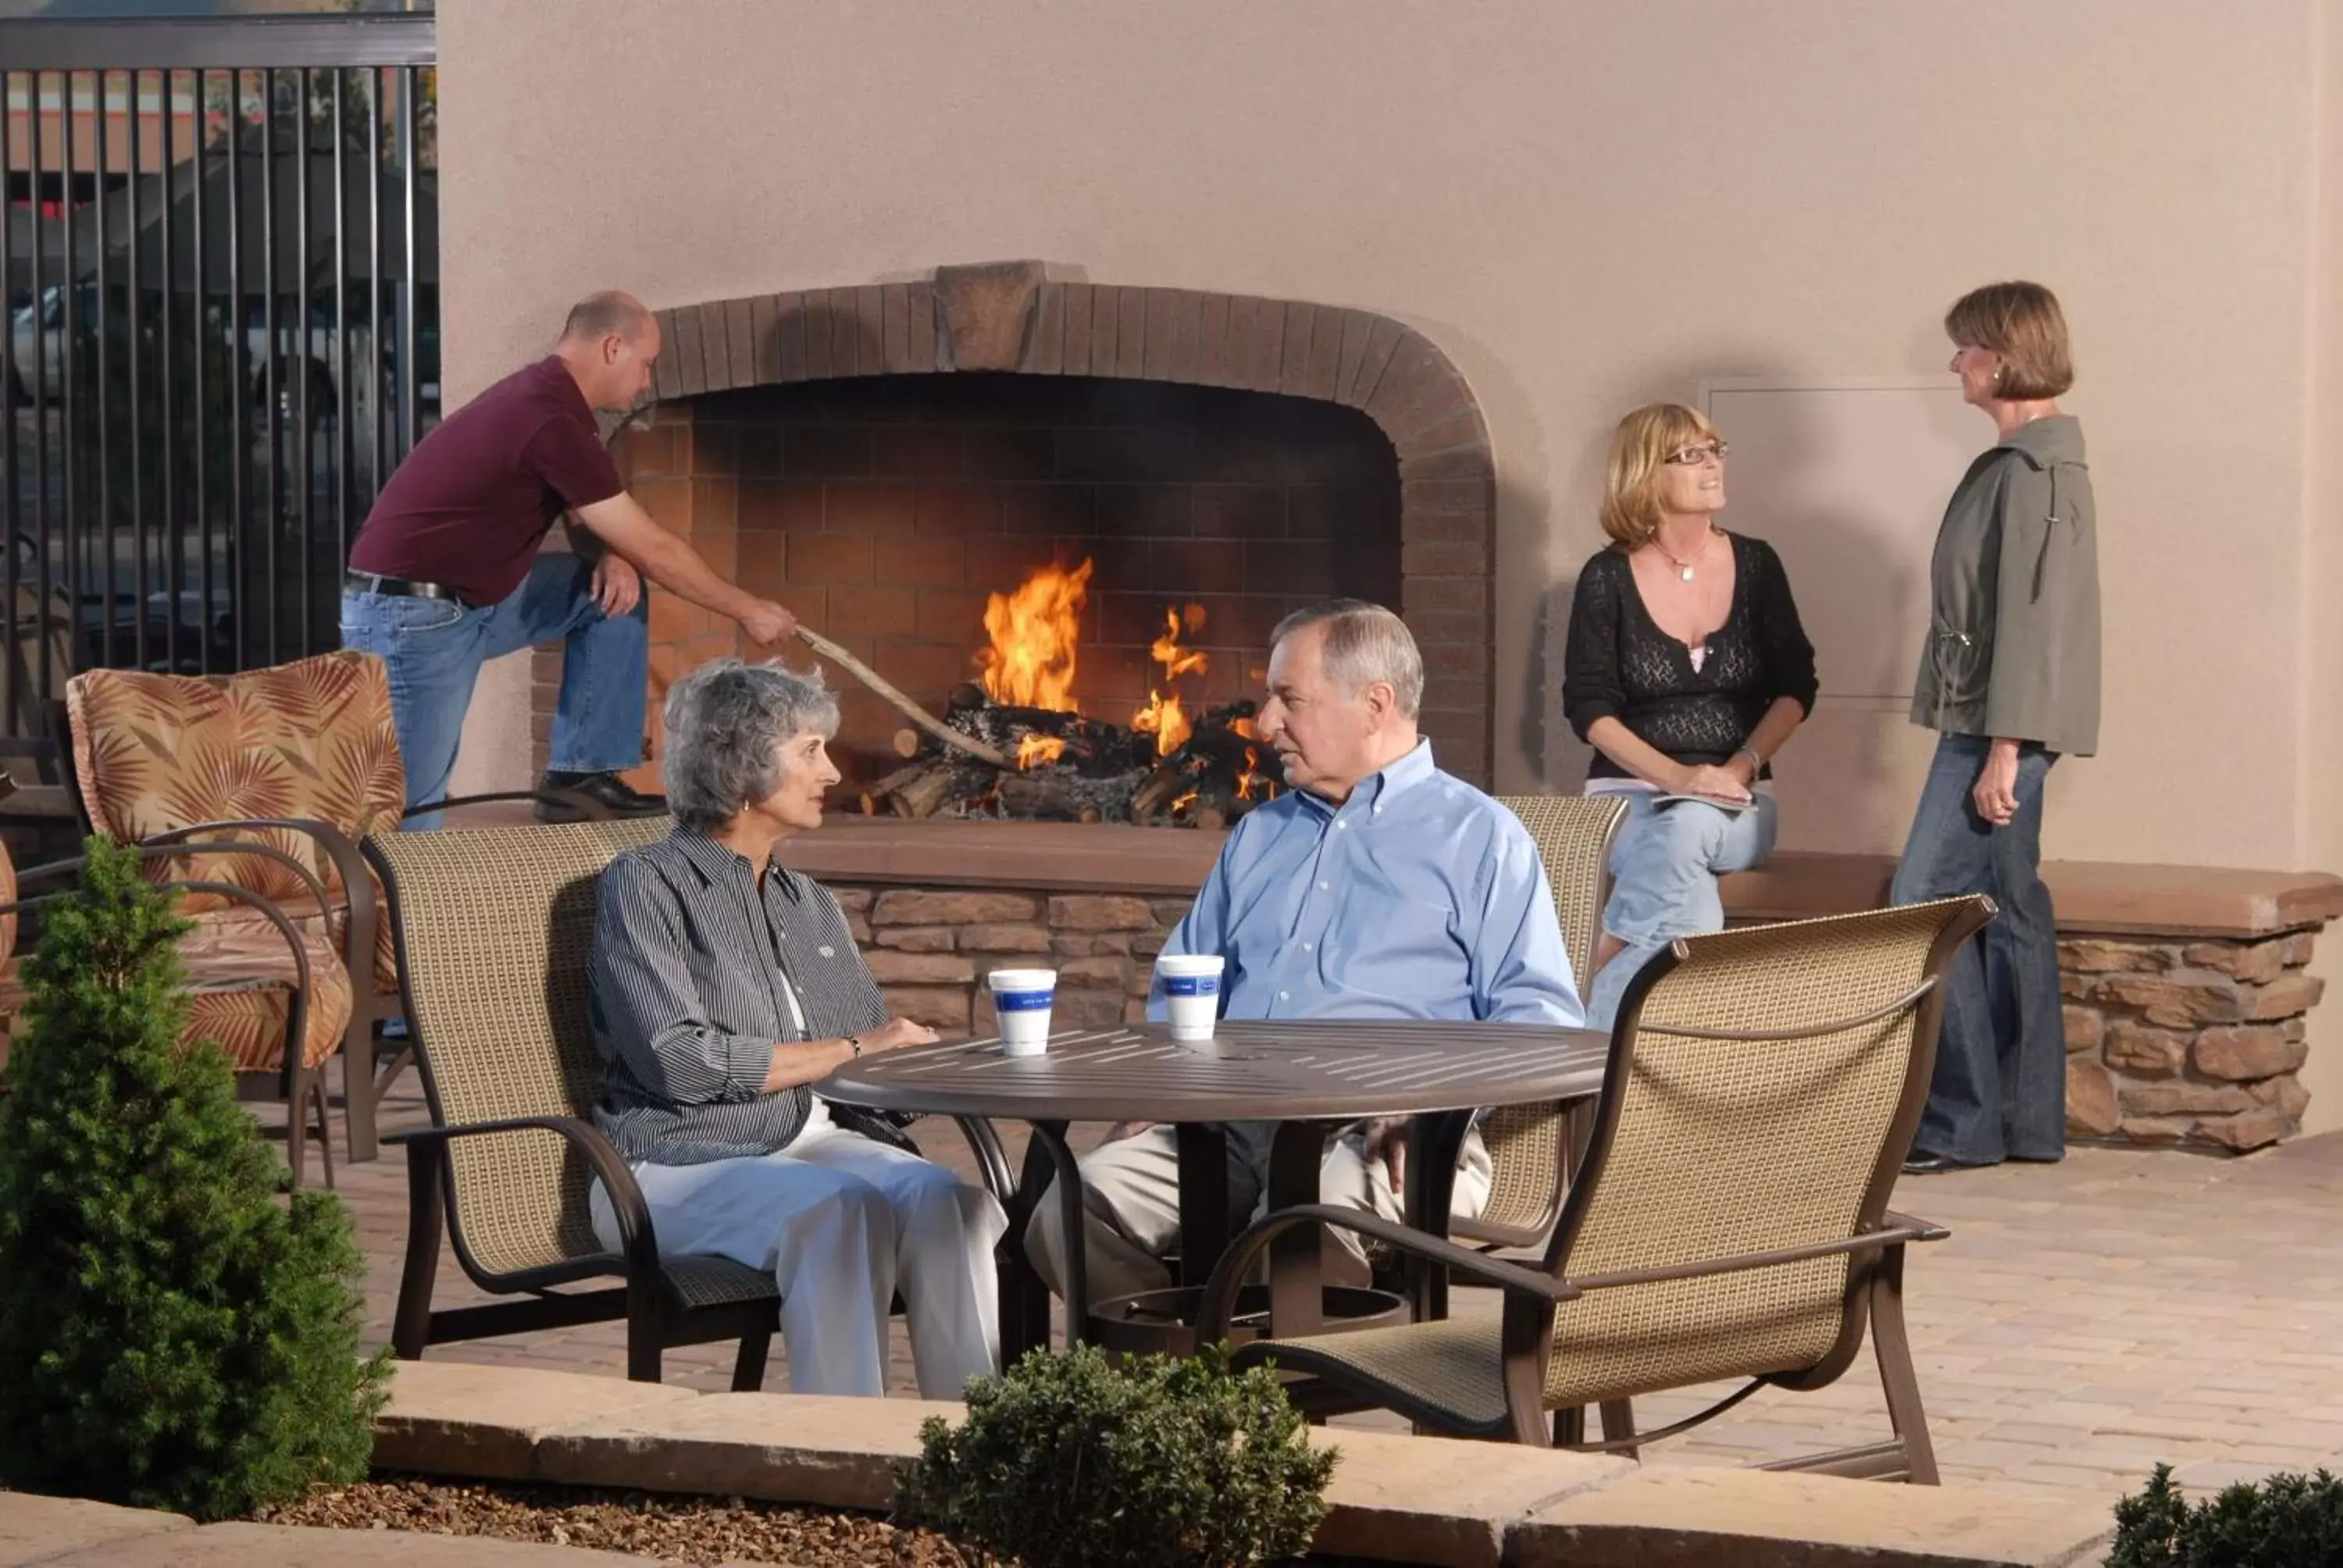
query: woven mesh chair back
1475 795 1628 1238
369 817 671 1278
1539 897 1982 1409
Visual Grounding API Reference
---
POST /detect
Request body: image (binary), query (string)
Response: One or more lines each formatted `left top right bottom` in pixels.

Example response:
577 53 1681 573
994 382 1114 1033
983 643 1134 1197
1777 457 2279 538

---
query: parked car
9 285 341 424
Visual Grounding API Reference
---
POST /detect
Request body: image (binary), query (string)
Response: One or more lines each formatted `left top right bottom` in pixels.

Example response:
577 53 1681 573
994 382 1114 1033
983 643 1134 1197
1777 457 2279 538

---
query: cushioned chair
63 649 594 1164
0 836 351 1186
368 818 1013 1385
1198 897 1995 1479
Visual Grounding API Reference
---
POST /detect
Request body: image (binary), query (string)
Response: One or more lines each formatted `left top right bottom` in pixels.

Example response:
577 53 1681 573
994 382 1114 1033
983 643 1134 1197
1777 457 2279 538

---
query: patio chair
1461 794 1628 1250
366 818 1014 1387
62 649 600 1165
0 836 352 1187
1197 896 1995 1479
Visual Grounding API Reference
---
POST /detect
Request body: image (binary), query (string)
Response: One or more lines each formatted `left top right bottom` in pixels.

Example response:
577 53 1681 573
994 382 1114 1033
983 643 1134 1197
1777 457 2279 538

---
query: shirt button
1318 880 1329 891
1336 821 1348 832
1278 990 1290 1001
1302 941 1314 953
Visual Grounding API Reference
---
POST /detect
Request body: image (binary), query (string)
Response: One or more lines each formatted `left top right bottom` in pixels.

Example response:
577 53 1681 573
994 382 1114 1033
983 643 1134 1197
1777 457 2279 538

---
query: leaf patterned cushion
66 650 406 997
0 917 352 1074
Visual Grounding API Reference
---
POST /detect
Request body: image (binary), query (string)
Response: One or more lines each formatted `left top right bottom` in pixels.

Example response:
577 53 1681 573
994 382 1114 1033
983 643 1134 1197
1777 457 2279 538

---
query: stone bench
1723 853 2343 1152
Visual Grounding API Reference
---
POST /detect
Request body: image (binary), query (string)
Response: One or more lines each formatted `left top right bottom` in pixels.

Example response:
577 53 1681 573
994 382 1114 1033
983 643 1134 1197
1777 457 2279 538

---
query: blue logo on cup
1164 975 1220 998
995 989 1054 1013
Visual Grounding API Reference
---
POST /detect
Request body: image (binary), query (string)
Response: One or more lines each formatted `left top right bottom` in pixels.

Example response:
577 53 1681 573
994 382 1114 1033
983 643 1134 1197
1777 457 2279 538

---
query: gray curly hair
663 659 841 832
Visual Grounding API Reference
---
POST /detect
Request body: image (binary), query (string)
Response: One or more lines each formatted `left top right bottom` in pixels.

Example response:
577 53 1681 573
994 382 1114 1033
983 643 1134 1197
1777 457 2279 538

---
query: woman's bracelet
1735 746 1764 773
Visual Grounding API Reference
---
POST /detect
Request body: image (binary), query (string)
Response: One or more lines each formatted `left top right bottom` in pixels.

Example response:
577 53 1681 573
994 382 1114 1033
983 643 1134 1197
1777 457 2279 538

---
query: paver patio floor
325 1074 2343 1511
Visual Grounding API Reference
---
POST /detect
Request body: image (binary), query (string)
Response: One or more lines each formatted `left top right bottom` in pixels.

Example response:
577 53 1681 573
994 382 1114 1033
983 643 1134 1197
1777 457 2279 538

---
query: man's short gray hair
663 659 840 832
1271 600 1424 718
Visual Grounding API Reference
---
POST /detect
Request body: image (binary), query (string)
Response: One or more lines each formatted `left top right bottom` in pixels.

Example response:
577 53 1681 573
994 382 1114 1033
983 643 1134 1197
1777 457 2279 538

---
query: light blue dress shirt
1147 740 1584 1027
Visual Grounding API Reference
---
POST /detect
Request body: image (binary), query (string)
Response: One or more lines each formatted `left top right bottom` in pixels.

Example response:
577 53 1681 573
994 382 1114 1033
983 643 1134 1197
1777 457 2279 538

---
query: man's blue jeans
340 552 649 823
1889 733 2063 1165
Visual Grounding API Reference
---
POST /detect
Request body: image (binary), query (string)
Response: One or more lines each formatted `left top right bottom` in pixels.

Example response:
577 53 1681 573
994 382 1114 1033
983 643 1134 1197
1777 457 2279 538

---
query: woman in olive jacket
1895 280 2099 1174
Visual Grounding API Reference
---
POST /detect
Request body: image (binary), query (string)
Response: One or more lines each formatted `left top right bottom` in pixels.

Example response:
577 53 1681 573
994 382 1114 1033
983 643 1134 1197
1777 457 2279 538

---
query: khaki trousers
1024 1121 1493 1310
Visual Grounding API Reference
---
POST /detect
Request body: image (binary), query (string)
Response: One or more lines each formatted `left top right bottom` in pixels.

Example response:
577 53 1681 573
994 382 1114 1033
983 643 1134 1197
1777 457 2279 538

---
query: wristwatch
845 1035 862 1059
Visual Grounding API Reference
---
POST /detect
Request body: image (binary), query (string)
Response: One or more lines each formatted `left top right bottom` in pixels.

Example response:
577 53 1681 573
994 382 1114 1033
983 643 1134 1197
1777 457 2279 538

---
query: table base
1086 1282 1407 1359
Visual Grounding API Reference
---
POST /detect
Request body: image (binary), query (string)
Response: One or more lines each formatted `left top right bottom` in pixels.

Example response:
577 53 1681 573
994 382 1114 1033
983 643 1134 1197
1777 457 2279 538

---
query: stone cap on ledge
1723 853 2343 939
784 818 2343 940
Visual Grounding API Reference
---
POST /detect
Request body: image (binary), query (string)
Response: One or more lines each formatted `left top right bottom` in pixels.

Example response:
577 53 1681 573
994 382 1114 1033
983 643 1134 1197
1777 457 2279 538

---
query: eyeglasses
1661 440 1728 467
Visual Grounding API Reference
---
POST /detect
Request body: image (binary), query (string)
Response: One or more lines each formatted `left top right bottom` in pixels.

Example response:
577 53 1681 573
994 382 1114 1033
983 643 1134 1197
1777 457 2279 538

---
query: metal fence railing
1 13 437 779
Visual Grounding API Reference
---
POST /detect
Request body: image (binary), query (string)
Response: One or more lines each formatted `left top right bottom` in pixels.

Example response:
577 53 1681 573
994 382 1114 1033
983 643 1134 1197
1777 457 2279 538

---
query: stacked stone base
2063 930 2325 1152
829 876 2328 1157
831 887 1181 1037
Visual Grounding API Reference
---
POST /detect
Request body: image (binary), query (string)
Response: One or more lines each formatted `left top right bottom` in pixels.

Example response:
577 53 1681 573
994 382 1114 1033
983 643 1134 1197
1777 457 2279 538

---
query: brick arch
648 262 1498 782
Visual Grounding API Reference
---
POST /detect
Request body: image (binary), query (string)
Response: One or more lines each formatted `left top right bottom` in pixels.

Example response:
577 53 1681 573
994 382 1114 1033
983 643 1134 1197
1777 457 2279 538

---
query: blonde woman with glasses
1561 402 1817 1028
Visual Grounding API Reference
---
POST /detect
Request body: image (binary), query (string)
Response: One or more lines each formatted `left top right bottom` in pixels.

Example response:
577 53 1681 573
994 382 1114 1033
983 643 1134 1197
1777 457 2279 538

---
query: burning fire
1132 605 1209 757
979 561 1219 768
978 558 1093 711
1234 745 1269 800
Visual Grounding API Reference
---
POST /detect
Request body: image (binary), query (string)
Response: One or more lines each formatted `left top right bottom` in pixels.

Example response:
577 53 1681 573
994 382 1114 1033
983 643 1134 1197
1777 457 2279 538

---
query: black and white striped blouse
590 828 889 1165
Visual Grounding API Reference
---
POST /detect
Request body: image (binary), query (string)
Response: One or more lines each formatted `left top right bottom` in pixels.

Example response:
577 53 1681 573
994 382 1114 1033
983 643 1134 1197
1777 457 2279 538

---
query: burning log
996 772 1105 823
886 763 967 820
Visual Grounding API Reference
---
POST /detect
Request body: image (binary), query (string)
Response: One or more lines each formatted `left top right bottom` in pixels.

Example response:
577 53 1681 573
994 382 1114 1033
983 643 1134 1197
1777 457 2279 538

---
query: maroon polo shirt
348 357 625 605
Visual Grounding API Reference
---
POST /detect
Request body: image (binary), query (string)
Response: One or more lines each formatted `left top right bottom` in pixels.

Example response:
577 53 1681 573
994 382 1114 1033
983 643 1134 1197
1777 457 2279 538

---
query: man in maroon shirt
343 291 794 821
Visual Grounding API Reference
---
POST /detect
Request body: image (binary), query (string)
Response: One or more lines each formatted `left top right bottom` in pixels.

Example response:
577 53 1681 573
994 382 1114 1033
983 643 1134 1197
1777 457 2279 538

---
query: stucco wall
435 0 2343 1114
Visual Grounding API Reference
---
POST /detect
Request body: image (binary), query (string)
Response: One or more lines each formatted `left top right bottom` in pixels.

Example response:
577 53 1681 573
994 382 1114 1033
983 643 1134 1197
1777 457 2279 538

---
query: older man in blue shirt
1025 600 1583 1310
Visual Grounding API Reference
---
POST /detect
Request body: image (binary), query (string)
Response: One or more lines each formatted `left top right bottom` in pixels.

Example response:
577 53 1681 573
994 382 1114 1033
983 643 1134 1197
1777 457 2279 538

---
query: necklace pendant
1679 565 1696 582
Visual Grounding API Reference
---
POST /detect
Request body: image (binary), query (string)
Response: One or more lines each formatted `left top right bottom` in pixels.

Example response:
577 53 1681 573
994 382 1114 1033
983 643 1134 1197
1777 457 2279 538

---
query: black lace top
1562 533 1818 780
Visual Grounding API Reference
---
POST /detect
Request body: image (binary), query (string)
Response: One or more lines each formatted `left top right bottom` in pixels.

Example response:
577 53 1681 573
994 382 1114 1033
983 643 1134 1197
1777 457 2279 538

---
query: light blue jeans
340 551 649 825
1587 791 1779 1029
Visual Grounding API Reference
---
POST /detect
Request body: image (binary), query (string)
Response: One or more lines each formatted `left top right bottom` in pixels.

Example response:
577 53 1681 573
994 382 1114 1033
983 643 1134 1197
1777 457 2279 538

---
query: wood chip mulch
254 1474 978 1566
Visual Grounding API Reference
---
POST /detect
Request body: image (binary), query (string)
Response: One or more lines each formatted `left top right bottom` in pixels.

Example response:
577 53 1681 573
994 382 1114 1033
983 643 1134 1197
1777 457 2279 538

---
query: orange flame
1171 789 1200 816
978 558 1093 711
1229 715 1259 740
1150 606 1209 682
1130 604 1207 757
1233 744 1273 801
1018 733 1067 769
1132 690 1193 757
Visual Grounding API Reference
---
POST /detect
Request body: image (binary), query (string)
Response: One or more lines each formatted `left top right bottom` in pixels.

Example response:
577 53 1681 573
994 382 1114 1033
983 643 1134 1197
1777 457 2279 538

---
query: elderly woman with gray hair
587 658 1004 1398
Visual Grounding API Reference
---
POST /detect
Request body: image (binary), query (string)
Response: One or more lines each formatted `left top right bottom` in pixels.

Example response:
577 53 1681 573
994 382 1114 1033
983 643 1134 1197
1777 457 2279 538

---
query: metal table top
815 1018 1610 1124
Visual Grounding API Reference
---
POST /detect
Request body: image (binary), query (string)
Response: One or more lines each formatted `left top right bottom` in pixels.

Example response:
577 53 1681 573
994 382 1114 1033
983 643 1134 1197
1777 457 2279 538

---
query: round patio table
815 1017 1608 1359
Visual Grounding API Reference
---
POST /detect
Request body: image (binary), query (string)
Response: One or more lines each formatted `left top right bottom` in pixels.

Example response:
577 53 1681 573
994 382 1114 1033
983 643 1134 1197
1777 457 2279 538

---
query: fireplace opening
623 371 1403 821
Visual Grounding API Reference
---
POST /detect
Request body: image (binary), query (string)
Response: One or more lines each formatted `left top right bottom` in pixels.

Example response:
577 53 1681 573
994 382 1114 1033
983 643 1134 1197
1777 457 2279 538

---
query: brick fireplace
528 263 1498 793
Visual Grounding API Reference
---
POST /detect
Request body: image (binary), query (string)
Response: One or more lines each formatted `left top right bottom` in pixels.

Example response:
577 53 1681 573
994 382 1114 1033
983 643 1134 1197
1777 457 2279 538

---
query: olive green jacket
1909 415 2100 757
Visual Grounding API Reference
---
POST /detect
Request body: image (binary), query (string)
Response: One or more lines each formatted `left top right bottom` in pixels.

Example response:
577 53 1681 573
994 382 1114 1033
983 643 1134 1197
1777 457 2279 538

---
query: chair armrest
401 791 615 822
1881 1210 1950 1243
1564 1215 1950 1295
13 839 336 918
1196 1203 1578 1344
141 818 375 989
386 1114 660 1280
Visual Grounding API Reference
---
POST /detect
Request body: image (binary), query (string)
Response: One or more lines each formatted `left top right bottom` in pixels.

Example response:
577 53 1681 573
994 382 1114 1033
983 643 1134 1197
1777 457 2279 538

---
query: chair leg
1599 1399 1639 1459
309 1074 336 1192
1553 1406 1585 1446
392 1147 445 1360
284 1053 310 1191
732 1327 772 1392
1870 1246 1938 1485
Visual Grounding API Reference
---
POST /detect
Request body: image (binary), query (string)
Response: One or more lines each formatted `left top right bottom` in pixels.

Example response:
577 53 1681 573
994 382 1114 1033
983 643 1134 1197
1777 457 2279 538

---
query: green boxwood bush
893 1342 1338 1568
2112 1463 2343 1566
0 837 389 1520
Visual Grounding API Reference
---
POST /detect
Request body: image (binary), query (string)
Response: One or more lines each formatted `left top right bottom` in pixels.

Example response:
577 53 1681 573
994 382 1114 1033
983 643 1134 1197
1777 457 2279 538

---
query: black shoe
1901 1152 1995 1175
537 770 668 821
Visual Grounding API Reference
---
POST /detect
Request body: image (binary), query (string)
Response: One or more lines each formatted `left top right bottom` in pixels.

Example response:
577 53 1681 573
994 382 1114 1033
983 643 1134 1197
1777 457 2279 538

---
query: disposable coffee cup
1156 953 1226 1041
987 968 1058 1057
